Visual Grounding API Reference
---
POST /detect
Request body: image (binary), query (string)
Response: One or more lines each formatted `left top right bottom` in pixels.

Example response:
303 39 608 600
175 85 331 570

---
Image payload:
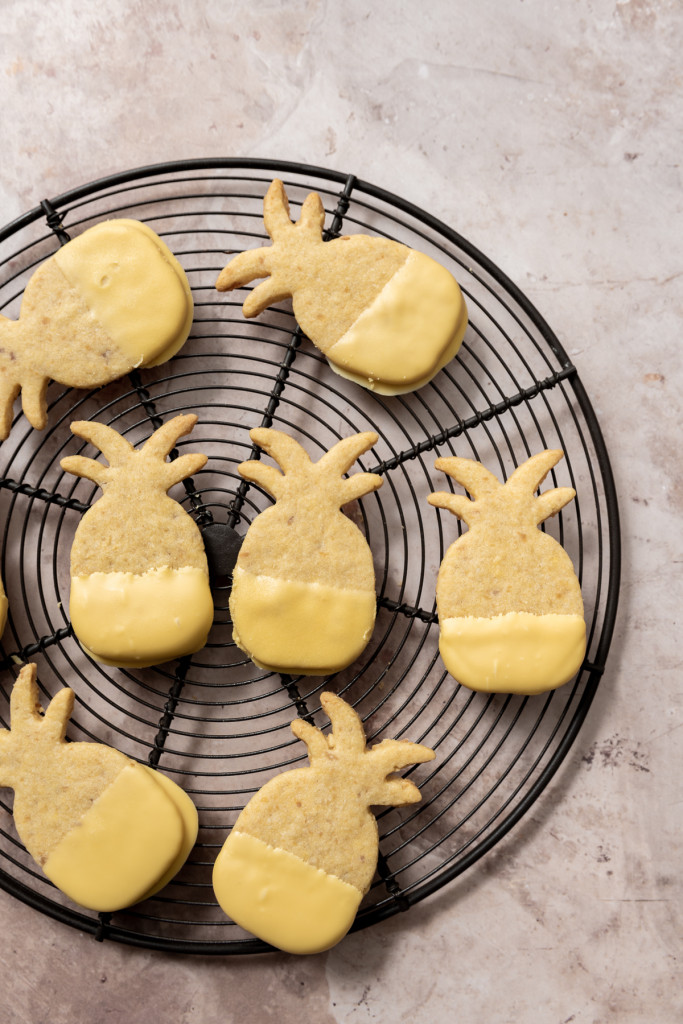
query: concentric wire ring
0 159 620 953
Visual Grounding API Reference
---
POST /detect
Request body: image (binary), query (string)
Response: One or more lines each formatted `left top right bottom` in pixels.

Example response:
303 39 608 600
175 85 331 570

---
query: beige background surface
1 1 681 1022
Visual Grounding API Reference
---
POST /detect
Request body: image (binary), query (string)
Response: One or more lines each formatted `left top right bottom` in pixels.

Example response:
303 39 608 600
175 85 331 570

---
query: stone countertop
0 2 680 1022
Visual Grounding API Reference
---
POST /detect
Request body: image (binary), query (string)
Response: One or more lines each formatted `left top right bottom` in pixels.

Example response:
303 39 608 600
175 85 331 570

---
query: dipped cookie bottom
230 567 376 676
70 566 214 668
329 316 465 395
439 611 587 695
42 762 187 912
213 830 362 955
326 249 468 394
52 218 193 371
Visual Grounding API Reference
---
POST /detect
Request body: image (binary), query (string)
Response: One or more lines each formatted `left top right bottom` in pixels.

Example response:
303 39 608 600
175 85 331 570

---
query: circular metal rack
0 159 620 954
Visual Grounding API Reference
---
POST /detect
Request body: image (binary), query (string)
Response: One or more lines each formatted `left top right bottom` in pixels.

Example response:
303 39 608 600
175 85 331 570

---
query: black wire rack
0 158 620 954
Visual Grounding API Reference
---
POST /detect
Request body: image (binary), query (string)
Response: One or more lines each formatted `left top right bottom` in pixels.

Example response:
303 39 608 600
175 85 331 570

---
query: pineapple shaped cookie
61 414 214 667
428 450 586 694
0 664 198 911
0 219 193 439
231 428 382 676
216 179 467 395
213 692 435 954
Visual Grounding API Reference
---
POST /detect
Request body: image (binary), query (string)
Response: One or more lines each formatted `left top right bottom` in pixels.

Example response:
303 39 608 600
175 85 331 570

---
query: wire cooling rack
0 159 620 954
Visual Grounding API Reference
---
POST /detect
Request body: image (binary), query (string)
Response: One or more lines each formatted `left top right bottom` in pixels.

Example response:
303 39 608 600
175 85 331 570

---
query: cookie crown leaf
0 665 74 782
262 179 326 242
60 414 207 493
428 450 575 526
290 692 435 807
215 179 326 317
238 428 382 507
0 332 49 439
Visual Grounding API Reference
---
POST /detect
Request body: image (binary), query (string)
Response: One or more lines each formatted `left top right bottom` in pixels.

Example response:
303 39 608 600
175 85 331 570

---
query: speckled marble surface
0 1 681 1022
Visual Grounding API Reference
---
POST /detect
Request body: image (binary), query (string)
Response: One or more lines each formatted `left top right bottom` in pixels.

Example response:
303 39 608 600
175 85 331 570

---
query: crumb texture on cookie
215 179 467 393
428 450 586 693
0 664 198 911
230 428 382 675
0 219 193 439
61 415 213 667
212 692 435 953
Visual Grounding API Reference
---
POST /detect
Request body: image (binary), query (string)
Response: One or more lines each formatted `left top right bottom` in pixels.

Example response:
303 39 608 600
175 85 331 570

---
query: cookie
60 414 214 668
230 428 382 676
0 663 198 911
428 449 586 694
216 179 467 394
212 691 435 954
0 218 193 439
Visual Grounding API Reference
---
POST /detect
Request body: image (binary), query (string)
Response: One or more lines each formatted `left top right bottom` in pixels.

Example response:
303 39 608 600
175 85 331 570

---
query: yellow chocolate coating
54 219 193 368
212 830 362 954
230 568 377 676
439 611 587 694
42 762 184 911
138 767 198 900
70 566 214 667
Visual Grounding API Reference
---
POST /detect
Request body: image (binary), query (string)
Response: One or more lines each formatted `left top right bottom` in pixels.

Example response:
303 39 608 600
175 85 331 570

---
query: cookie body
216 179 467 394
0 665 198 911
0 219 193 438
61 415 213 668
212 692 434 953
428 450 586 694
230 429 382 676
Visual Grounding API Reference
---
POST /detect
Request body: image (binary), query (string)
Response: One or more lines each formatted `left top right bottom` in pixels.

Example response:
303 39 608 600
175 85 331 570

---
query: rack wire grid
0 159 620 954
